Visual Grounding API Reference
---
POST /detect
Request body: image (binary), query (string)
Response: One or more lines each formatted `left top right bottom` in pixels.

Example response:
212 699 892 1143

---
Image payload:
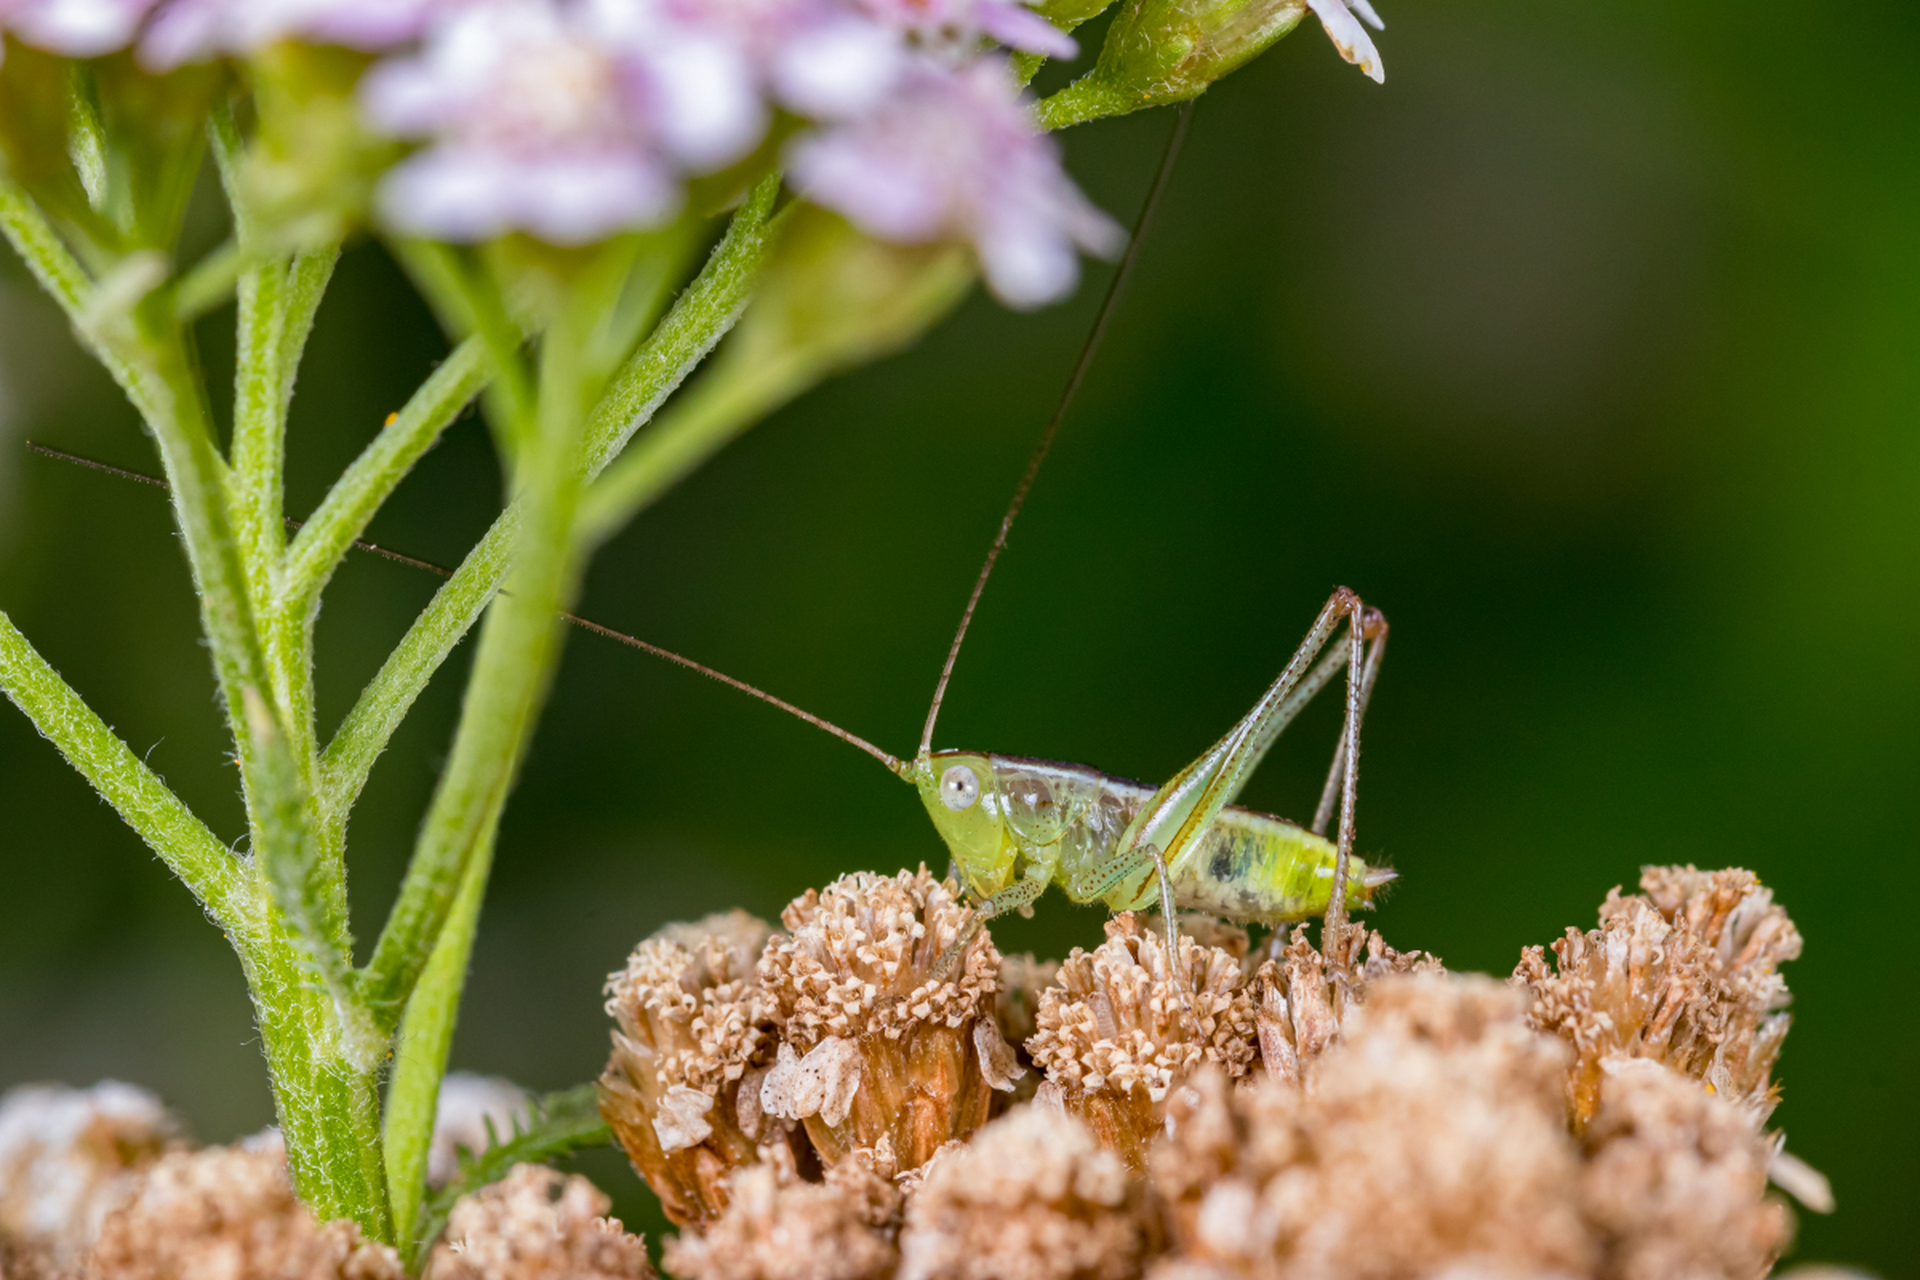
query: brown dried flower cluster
663 1148 903 1280
1513 865 1803 1126
425 1164 653 1280
81 1134 403 1280
899 1105 1161 1280
602 910 788 1228
1152 975 1595 1279
755 868 1016 1171
0 862 1819 1280
1580 1059 1790 1280
604 864 1818 1280
1027 915 1260 1168
1246 923 1442 1088
0 1082 181 1275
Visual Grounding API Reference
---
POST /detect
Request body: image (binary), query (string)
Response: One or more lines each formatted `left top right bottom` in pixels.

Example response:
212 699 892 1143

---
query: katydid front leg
932 861 1052 981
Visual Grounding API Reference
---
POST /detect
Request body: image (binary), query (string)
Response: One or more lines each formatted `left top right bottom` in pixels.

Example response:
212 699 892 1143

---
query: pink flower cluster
348 0 1115 306
0 0 1385 306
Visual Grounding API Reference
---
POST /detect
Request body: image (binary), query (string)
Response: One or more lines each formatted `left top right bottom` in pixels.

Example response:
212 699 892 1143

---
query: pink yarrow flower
139 0 454 67
1306 0 1384 84
788 57 1121 308
0 0 155 57
651 0 1072 122
648 0 903 120
362 0 763 244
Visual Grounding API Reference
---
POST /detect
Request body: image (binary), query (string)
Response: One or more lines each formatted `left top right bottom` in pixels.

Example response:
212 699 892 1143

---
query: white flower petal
1305 0 1384 83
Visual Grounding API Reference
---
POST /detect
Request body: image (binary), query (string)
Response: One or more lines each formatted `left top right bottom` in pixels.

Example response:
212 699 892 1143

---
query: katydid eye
940 764 981 812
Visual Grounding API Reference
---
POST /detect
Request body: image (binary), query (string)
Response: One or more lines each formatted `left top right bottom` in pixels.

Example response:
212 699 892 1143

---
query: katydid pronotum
28 105 1394 1001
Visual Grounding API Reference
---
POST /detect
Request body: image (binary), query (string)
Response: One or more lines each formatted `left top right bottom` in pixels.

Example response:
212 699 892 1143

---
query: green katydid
570 106 1398 979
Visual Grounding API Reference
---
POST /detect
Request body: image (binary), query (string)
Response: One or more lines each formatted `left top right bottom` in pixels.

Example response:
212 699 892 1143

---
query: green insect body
911 751 1391 924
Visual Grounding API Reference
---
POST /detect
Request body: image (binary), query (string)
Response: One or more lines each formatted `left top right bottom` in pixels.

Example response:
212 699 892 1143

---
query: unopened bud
1040 0 1308 126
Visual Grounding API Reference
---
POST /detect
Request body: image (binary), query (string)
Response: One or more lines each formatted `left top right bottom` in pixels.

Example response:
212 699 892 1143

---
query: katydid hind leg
1311 612 1387 838
1124 589 1370 887
1145 842 1200 1025
1320 597 1381 973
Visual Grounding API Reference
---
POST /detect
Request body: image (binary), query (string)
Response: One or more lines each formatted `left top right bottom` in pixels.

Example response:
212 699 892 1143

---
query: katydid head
911 751 1017 899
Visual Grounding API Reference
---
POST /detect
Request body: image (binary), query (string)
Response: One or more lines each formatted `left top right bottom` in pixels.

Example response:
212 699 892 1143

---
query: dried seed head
1580 1058 1791 1280
1248 925 1442 1087
663 1148 902 1280
82 1134 403 1280
1513 865 1802 1127
425 1163 653 1280
757 869 1009 1169
899 1105 1159 1280
1151 974 1594 1280
601 910 787 1229
1026 914 1258 1169
0 1082 180 1270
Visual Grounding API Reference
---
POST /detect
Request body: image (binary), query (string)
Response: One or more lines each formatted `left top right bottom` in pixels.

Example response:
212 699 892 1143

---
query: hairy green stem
281 337 488 628
229 871 390 1239
356 343 593 1031
1035 79 1143 131
385 820 495 1251
0 610 242 924
395 239 536 468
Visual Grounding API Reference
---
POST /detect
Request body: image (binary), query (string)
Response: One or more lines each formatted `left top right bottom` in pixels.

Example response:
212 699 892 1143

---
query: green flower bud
238 42 400 252
1037 0 1309 128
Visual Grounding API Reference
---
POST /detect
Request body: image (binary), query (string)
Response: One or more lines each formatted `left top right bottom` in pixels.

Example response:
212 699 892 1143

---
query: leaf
405 1083 614 1269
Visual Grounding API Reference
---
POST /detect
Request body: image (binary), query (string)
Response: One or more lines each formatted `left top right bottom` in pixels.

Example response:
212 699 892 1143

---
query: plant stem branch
355 325 593 1032
320 184 781 816
280 336 488 626
0 610 242 926
384 818 496 1251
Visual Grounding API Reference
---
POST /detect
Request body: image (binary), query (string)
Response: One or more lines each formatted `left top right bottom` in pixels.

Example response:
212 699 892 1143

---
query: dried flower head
602 910 785 1229
1249 924 1442 1086
82 1133 403 1280
756 867 1014 1170
0 1081 180 1271
425 1163 653 1280
788 57 1122 309
1151 974 1593 1280
1513 865 1802 1127
1026 913 1257 1169
663 1148 902 1280
1579 1058 1791 1280
899 1104 1158 1280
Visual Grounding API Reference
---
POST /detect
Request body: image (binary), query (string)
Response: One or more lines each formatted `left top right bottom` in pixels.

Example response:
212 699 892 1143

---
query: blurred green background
2 0 1915 1272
